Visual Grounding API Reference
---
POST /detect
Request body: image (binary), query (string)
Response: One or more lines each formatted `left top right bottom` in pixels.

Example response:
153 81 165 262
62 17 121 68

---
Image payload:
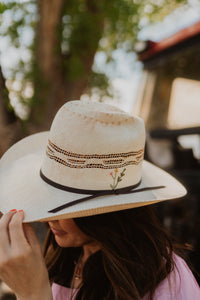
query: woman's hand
0 210 52 300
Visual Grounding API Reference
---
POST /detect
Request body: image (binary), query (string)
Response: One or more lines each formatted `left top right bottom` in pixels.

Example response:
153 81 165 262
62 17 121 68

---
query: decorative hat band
46 139 144 169
40 137 165 214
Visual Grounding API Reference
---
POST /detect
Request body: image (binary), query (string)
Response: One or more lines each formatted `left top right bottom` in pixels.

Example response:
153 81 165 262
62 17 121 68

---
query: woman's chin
54 235 78 248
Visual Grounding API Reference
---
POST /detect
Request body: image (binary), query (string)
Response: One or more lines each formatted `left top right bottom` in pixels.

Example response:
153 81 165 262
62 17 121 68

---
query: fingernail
10 209 17 212
18 209 24 212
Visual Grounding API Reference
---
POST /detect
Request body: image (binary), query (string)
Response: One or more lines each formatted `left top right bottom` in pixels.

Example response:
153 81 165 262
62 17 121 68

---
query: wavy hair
43 206 182 300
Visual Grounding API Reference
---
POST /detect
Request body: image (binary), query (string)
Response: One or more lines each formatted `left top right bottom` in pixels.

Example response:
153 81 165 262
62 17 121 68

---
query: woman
0 100 199 300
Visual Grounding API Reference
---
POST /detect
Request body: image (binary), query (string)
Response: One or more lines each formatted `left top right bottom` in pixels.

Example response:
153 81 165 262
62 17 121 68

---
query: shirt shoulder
52 255 200 300
52 282 78 300
143 254 200 300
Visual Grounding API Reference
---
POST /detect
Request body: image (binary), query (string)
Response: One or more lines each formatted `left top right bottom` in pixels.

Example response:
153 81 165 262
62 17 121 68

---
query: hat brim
0 132 187 223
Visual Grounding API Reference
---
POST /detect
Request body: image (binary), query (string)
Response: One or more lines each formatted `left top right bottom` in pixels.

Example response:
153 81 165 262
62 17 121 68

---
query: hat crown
59 100 133 124
41 101 145 190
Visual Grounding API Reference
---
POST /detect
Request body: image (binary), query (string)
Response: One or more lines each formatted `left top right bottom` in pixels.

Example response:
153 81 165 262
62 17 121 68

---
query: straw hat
0 100 186 222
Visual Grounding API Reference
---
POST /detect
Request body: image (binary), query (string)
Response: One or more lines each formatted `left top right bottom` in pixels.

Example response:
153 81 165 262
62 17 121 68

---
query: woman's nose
48 220 58 226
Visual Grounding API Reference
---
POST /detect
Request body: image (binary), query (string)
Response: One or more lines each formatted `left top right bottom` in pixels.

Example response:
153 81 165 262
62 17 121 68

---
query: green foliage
0 1 36 46
61 0 105 80
0 3 7 13
59 0 186 97
0 0 37 119
141 0 187 22
0 0 188 121
85 71 111 101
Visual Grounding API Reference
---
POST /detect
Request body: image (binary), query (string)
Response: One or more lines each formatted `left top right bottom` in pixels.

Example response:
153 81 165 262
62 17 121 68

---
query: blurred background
0 0 200 298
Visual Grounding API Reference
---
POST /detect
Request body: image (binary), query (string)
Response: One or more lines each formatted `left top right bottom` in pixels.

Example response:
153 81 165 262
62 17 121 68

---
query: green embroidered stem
110 168 126 190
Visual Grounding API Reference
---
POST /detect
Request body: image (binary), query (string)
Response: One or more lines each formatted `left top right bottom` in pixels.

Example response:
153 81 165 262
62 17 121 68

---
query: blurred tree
0 0 186 155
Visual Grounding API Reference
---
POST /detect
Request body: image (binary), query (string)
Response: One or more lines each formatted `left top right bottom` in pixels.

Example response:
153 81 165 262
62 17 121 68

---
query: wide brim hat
0 101 186 223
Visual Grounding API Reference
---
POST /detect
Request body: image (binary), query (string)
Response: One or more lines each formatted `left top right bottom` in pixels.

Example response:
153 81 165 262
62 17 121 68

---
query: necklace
69 255 83 300
74 261 82 280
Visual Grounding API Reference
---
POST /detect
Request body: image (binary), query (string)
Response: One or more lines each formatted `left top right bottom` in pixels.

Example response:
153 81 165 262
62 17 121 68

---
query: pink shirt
52 255 200 300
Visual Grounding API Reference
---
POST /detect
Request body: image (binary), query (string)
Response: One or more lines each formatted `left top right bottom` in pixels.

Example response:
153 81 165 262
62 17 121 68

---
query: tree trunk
30 0 105 131
0 66 22 157
30 0 65 130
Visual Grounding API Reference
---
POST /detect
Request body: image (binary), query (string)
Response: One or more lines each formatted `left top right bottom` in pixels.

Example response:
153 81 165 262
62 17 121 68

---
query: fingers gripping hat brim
0 132 186 223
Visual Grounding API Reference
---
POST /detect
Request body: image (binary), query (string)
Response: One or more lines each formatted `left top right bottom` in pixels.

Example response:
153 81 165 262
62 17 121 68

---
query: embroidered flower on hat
110 168 126 190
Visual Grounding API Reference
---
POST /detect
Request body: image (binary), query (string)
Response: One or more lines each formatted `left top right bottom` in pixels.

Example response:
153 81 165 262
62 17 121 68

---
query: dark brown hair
43 206 181 300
